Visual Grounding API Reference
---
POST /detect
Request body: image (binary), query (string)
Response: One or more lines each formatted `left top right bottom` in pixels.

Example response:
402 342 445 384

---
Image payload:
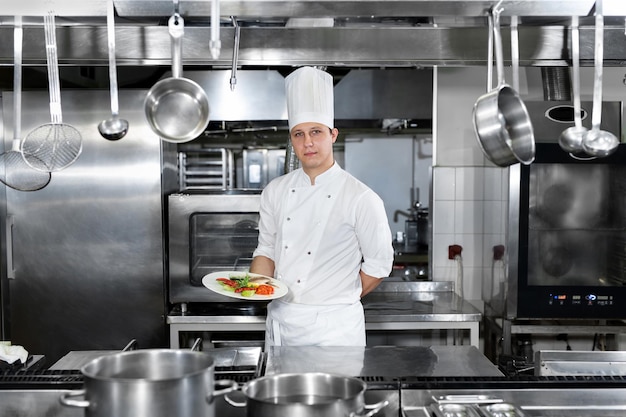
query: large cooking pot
144 13 210 143
59 349 237 417
225 372 388 417
473 5 535 167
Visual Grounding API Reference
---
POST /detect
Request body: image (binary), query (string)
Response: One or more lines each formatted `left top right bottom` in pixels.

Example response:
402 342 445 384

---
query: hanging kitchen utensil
98 0 129 141
510 15 519 92
22 12 83 172
486 9 494 93
229 16 240 91
144 2 210 143
0 17 51 191
582 0 619 157
210 0 221 60
473 4 535 167
558 16 593 157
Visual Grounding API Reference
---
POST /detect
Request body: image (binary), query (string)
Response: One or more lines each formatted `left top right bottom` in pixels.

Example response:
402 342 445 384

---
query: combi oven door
508 143 626 319
168 190 261 303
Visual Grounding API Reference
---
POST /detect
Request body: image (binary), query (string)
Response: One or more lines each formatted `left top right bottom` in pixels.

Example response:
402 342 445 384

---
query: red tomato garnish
255 284 275 295
216 278 238 287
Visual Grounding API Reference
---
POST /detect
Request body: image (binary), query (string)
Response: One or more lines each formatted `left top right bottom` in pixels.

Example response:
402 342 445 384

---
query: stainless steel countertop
362 287 481 323
168 281 481 324
264 346 503 378
50 347 263 371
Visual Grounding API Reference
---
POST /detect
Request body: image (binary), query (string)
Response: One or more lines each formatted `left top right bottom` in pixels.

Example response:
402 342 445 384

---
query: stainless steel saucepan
473 4 535 167
144 11 210 143
225 372 388 417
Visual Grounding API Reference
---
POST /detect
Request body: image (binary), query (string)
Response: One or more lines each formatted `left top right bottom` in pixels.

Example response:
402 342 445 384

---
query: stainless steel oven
506 101 625 319
168 190 261 304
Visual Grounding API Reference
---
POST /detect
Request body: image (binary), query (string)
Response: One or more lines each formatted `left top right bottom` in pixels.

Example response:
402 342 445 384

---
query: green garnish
229 272 251 287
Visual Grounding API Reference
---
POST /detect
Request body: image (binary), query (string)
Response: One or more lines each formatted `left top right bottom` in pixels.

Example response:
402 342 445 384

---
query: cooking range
3 346 626 417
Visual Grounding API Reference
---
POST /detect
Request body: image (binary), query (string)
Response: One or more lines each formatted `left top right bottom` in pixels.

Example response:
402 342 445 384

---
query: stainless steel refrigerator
0 90 168 364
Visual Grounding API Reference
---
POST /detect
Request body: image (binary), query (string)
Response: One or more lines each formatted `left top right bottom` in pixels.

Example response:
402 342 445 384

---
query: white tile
483 168 503 201
432 233 456 268
433 200 455 234
432 265 457 283
483 200 504 234
461 267 483 300
480 266 493 302
455 167 484 201
432 167 456 200
454 200 484 234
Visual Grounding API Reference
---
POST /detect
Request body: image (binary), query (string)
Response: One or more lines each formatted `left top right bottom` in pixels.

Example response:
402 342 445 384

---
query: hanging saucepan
473 5 535 167
144 12 210 143
59 348 237 417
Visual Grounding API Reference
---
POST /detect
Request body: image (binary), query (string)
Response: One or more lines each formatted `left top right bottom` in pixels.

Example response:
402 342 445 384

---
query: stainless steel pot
472 5 535 167
144 13 210 143
59 349 237 417
226 372 388 417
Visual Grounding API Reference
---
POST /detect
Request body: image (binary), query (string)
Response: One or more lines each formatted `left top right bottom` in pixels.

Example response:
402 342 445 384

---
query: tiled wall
431 166 508 302
430 66 513 306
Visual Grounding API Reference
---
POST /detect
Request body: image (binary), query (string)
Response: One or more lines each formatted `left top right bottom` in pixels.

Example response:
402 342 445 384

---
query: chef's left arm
360 270 383 297
356 189 395 298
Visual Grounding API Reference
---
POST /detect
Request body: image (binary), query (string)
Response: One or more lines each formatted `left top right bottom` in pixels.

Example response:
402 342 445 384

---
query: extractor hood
182 68 432 129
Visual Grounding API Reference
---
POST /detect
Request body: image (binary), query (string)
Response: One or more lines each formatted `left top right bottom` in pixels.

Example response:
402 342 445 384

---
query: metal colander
22 11 82 172
0 141 51 192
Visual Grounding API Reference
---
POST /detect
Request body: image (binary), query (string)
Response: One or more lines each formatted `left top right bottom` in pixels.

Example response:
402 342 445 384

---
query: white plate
202 271 288 300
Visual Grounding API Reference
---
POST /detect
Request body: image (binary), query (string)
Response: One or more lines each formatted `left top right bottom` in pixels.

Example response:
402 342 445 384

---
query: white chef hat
285 66 334 131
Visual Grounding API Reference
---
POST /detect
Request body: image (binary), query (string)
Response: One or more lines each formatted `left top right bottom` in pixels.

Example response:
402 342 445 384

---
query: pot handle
350 400 389 417
59 389 90 408
223 391 246 408
207 379 239 403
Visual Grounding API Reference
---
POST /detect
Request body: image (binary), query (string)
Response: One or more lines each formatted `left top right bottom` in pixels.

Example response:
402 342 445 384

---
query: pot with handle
225 372 388 417
59 349 237 417
473 3 535 167
144 5 210 143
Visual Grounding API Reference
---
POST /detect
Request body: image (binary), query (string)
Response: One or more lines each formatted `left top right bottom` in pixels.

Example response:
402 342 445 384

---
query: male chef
250 66 394 346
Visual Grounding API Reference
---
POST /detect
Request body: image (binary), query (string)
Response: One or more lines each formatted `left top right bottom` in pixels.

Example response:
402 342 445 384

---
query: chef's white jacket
253 162 394 345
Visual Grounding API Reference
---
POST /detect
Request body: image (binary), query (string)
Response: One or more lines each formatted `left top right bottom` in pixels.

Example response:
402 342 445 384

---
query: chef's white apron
265 299 366 346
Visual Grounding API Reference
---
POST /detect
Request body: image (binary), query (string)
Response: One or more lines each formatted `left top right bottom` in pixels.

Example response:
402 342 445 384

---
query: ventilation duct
541 67 572 101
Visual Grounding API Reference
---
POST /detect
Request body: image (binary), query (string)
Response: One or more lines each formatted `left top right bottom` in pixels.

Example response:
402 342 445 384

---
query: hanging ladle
582 0 619 157
98 0 129 140
558 16 589 155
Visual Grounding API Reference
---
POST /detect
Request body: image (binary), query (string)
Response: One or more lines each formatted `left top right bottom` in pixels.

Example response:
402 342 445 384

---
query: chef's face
290 122 338 177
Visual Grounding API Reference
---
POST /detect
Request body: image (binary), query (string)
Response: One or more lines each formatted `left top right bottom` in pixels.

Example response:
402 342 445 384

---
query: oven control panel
518 288 624 318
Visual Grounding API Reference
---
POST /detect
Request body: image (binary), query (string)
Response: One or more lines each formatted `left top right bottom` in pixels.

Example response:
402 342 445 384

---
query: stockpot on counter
225 372 388 417
59 349 237 417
